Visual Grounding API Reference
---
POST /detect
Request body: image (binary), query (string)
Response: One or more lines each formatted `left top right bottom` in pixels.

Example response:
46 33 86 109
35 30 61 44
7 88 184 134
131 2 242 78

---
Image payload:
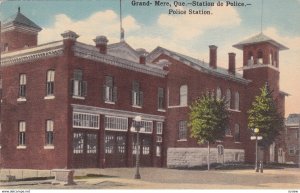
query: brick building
281 114 300 165
0 9 289 169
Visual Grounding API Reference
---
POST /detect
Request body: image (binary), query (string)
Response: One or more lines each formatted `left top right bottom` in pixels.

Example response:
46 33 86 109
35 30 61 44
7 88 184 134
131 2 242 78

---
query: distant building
283 114 300 164
0 9 289 169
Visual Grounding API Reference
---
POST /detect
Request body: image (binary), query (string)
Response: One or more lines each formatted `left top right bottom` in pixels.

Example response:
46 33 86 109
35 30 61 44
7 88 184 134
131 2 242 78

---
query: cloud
262 27 300 115
39 10 140 44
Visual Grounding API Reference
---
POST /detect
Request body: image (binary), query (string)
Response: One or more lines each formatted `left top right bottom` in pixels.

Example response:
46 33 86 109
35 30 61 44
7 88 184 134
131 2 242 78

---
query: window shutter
82 81 87 97
139 91 144 106
113 86 117 102
71 79 74 96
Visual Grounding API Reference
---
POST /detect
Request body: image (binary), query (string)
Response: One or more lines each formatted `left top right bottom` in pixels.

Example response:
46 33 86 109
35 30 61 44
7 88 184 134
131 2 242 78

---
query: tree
248 84 284 147
188 91 229 170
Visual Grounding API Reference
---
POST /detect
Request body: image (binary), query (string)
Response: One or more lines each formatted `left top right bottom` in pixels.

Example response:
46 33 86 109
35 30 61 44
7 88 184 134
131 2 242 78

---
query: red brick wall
153 54 248 165
0 54 70 169
1 30 38 52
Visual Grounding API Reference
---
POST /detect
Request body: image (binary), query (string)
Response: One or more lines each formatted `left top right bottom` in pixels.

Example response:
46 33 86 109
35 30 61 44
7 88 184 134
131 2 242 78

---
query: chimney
228 52 236 74
94 36 108 54
136 48 148 65
61 30 79 41
209 45 217 69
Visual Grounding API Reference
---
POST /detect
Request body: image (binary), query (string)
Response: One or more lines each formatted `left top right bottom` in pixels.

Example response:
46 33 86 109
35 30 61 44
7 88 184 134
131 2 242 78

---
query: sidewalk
0 167 300 189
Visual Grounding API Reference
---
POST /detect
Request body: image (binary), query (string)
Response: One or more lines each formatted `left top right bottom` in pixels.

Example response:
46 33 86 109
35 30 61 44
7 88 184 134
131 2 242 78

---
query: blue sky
1 0 300 116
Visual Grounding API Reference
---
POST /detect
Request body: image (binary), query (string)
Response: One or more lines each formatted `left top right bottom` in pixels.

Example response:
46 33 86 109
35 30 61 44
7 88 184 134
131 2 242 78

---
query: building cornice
0 41 64 66
71 104 165 122
73 42 167 78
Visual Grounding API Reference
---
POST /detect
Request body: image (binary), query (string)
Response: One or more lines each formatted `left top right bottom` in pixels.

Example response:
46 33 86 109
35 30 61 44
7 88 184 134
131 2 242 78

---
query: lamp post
133 115 142 179
254 128 259 172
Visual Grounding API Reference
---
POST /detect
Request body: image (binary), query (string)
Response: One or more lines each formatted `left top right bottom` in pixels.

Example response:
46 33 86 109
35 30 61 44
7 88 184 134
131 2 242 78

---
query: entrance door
104 132 127 167
132 134 152 167
269 143 275 162
73 131 98 168
278 148 285 163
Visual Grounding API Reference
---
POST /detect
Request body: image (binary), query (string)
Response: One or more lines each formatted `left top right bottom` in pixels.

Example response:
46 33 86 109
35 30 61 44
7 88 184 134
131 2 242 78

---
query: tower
233 32 288 100
0 7 42 52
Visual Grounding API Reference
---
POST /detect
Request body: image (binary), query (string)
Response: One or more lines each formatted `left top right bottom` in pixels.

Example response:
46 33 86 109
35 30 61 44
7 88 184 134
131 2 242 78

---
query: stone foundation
167 148 245 168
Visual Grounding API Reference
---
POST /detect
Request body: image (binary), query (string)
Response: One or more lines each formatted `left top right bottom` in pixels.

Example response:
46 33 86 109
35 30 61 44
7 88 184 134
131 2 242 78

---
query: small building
283 114 300 164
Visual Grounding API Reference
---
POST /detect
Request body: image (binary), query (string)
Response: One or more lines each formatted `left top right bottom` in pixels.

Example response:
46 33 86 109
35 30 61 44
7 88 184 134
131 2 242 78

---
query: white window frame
45 120 54 146
46 70 55 96
104 116 128 132
178 121 187 140
19 74 26 98
73 112 99 129
235 91 240 110
180 85 188 106
226 89 231 109
18 121 26 146
156 145 161 157
156 122 163 135
131 120 153 134
157 136 162 143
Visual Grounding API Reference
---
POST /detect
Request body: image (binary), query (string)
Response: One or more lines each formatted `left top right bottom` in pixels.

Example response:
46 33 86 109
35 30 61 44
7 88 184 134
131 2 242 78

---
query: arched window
225 89 231 109
257 50 263 64
180 85 188 106
234 92 240 110
248 51 254 65
216 87 222 100
234 124 240 142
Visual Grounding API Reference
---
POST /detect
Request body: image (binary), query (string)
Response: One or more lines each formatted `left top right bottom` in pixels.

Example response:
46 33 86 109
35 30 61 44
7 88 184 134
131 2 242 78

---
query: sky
0 0 299 117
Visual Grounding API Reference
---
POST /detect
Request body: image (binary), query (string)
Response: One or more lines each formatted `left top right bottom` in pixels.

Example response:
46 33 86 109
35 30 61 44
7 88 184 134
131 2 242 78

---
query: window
132 120 153 133
234 153 239 161
216 87 222 100
71 70 87 97
289 147 295 156
105 116 128 131
73 112 99 129
103 76 117 103
45 120 54 145
105 135 114 154
116 135 126 154
157 136 162 143
217 145 224 155
132 137 139 155
225 89 231 109
19 74 26 98
87 134 97 154
234 92 240 110
46 70 55 96
156 145 161 157
18 121 26 146
156 122 163 134
257 50 263 64
158 87 165 109
73 133 84 154
180 85 188 106
178 121 187 140
234 124 240 142
225 125 232 136
142 138 151 155
296 130 299 139
132 81 143 107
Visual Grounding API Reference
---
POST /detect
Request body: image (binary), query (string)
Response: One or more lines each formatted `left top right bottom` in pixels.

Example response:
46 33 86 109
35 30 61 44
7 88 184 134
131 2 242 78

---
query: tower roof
2 8 42 31
233 33 288 50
